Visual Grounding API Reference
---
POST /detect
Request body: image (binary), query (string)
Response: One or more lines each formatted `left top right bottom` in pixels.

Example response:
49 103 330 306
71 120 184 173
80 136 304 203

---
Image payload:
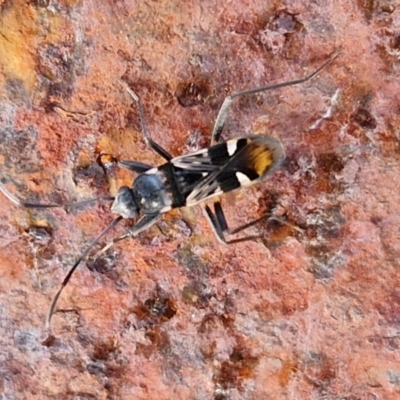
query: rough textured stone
1 0 400 399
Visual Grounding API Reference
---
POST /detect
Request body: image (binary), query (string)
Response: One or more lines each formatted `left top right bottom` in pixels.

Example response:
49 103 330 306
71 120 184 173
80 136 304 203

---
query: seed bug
0 53 338 332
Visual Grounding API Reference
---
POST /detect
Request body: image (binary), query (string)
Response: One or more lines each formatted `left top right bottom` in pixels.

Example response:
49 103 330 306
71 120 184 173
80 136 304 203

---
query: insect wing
184 135 285 206
172 149 223 172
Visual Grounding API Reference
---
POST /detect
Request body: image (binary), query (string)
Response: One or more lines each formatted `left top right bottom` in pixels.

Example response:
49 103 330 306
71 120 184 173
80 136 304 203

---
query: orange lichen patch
76 151 92 169
96 128 155 163
59 0 84 7
96 136 115 156
0 1 38 94
277 360 298 387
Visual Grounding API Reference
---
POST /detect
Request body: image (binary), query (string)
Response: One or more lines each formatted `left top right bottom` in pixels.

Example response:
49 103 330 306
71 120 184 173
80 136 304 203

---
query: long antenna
0 180 114 209
45 216 123 331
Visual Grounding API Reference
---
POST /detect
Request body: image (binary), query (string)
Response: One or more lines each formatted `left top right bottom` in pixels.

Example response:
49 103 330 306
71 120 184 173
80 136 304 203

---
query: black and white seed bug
0 53 338 332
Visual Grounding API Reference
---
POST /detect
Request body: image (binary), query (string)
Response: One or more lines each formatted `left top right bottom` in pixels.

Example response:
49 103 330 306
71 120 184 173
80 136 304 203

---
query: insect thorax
132 171 173 214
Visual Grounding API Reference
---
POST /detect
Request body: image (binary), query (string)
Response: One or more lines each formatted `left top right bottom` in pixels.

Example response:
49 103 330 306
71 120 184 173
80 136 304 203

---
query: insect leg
211 52 339 145
0 180 114 210
203 202 269 244
126 88 173 161
118 160 153 173
92 213 161 259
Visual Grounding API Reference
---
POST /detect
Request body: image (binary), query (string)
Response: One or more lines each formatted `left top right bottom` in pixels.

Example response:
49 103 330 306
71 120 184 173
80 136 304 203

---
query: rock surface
1 1 400 399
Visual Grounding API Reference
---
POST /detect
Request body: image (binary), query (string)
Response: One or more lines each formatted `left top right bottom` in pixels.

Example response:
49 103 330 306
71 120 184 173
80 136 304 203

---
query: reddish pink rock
1 1 400 399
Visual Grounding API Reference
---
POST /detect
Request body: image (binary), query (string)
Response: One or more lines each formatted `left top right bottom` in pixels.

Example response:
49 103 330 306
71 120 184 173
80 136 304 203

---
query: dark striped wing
172 135 285 206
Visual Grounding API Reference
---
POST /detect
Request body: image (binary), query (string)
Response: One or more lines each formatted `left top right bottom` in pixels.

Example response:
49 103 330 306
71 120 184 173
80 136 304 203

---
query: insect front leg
210 53 339 145
203 201 270 245
118 160 153 173
92 213 161 258
126 88 173 161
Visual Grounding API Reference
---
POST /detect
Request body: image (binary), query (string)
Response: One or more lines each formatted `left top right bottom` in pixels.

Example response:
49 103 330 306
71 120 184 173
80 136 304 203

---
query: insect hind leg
210 52 339 145
203 202 271 245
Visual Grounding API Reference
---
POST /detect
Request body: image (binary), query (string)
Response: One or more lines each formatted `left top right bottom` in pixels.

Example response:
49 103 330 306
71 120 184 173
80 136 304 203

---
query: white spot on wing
235 172 253 187
144 167 159 175
186 186 224 206
226 140 238 156
160 205 172 213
